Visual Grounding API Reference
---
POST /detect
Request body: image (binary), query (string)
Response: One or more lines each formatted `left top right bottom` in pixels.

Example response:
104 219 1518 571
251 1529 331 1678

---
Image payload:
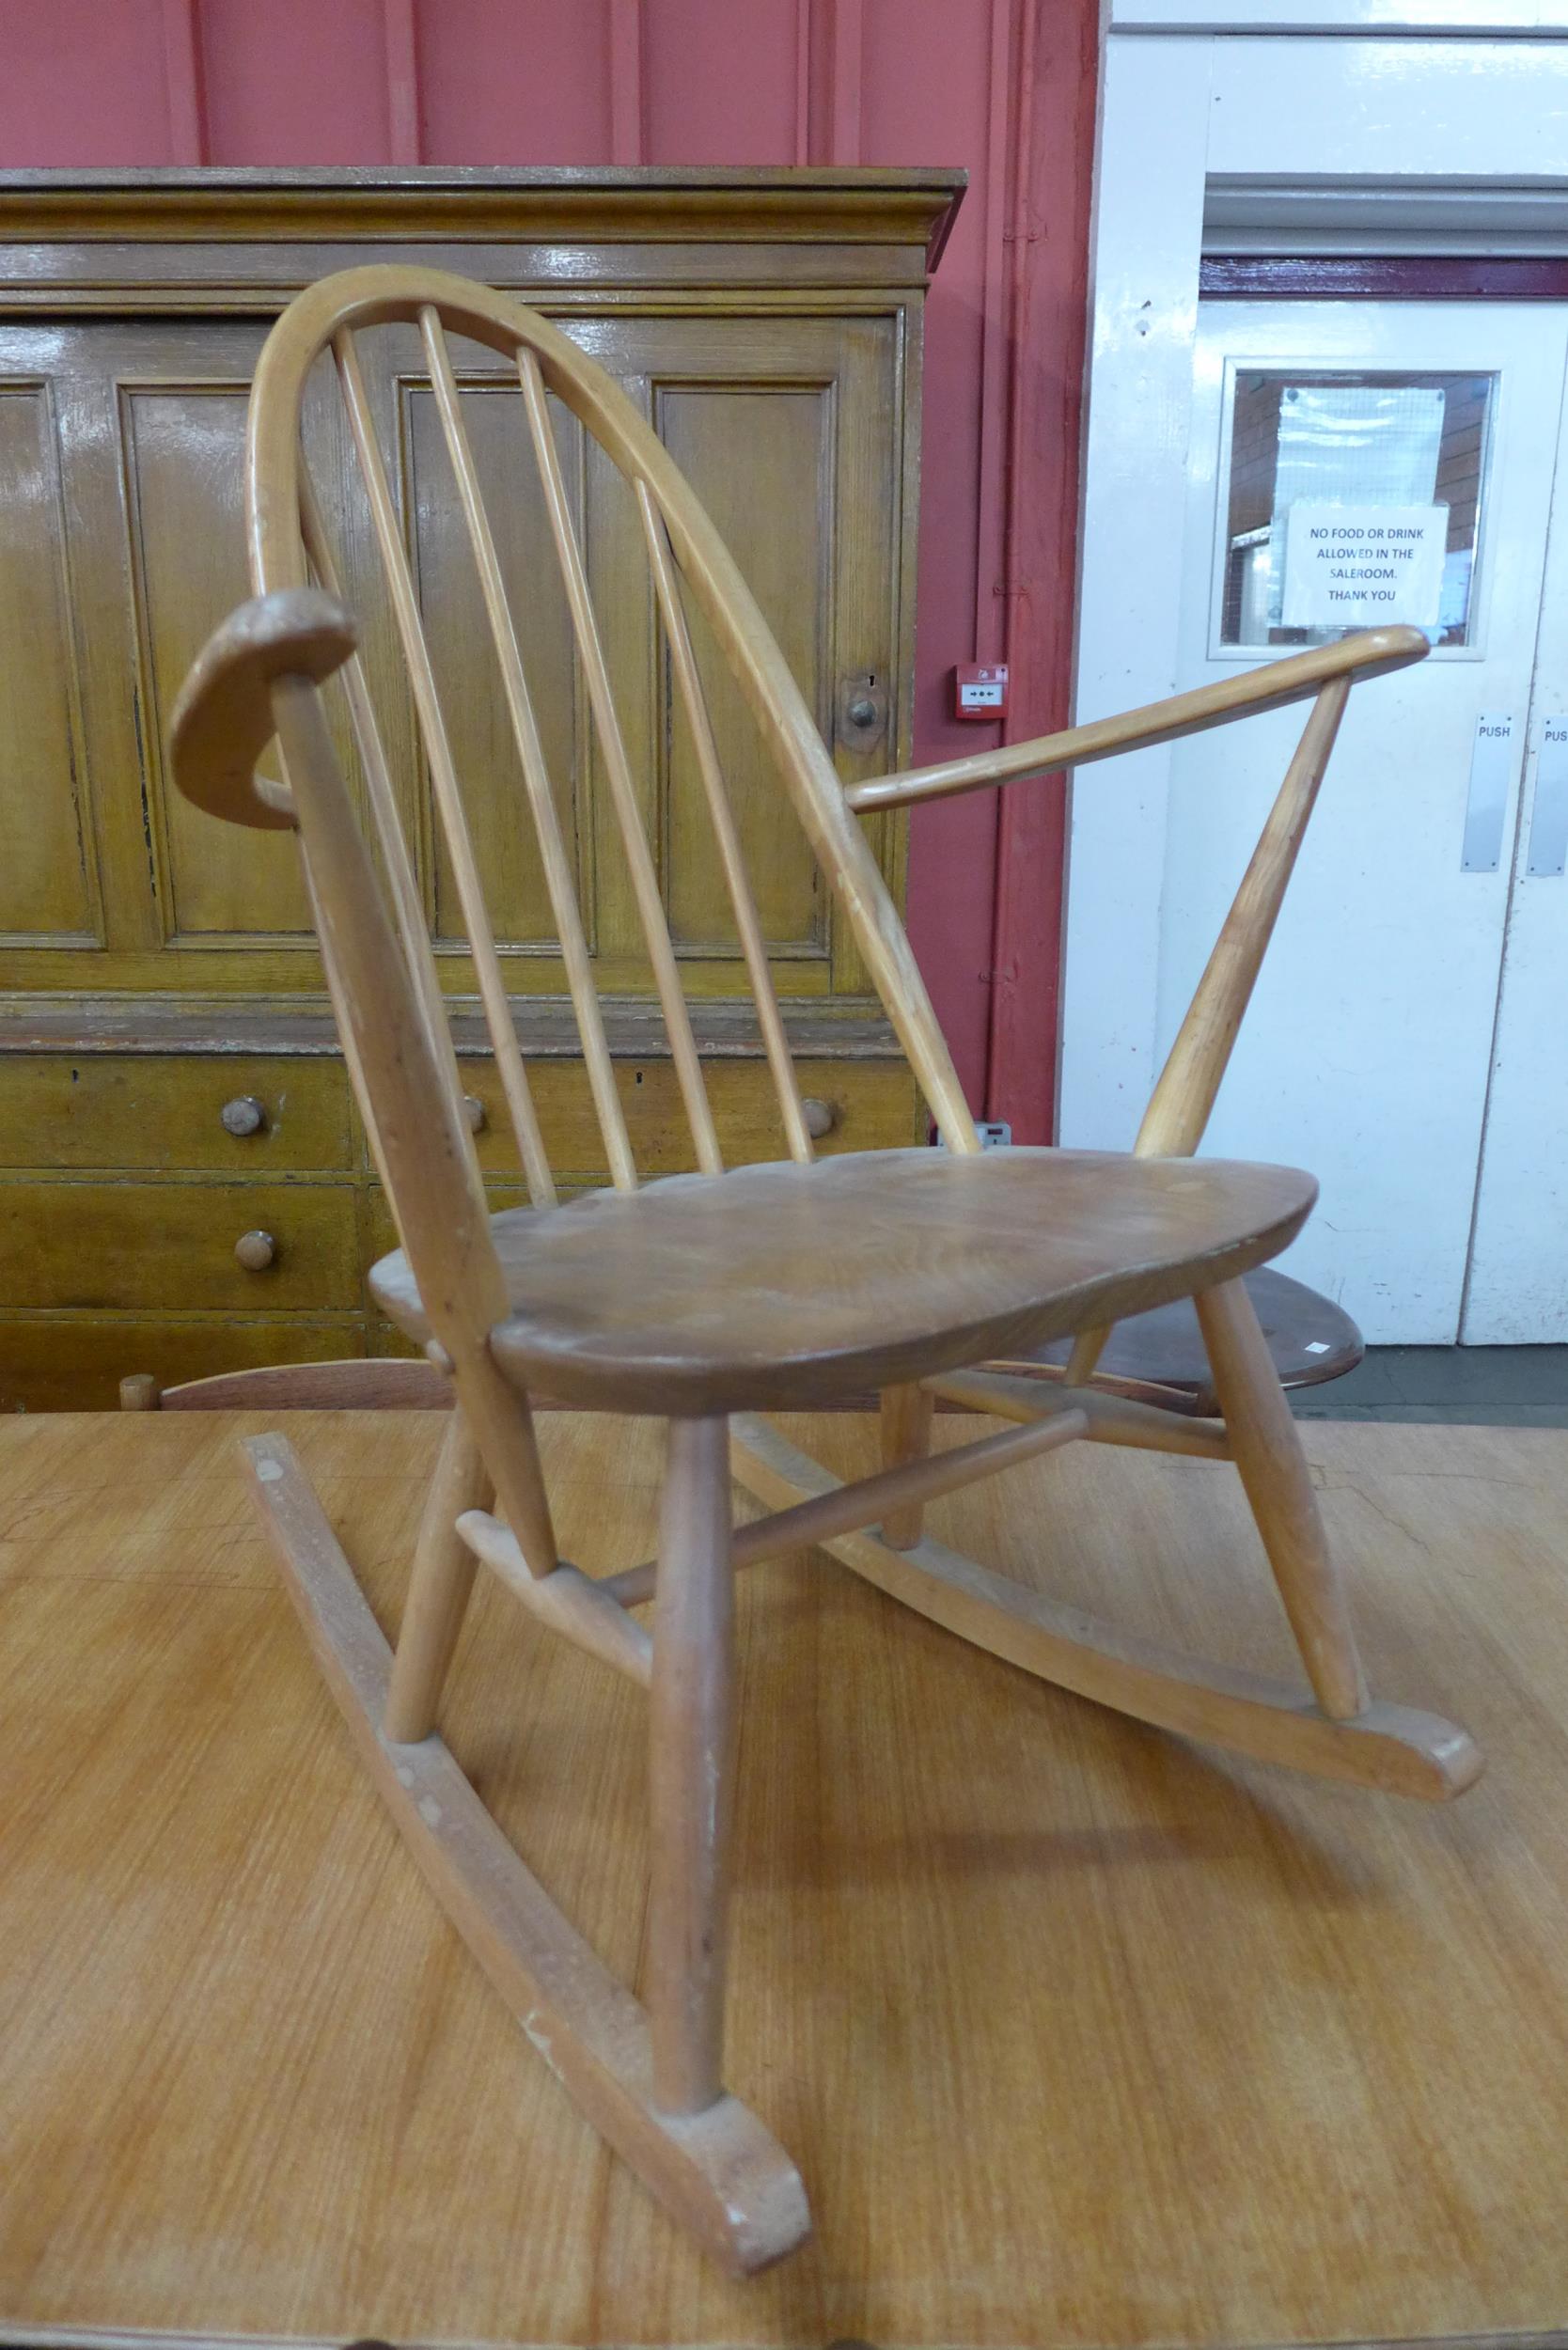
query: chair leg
384 1407 493 1744
879 1382 935 1549
1195 1277 1369 1722
648 1414 734 2117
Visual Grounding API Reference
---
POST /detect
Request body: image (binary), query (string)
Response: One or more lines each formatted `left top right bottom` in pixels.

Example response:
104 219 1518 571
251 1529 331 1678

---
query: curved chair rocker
169 266 1481 2277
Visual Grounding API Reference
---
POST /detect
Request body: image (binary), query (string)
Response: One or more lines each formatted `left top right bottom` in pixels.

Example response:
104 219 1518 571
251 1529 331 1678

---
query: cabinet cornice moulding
0 165 965 273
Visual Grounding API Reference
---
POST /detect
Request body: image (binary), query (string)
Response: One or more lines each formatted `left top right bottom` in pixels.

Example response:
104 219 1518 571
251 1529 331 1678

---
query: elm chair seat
369 1147 1318 1415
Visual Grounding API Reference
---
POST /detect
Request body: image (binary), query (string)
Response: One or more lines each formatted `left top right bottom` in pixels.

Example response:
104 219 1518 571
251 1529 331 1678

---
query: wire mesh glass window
1218 370 1494 650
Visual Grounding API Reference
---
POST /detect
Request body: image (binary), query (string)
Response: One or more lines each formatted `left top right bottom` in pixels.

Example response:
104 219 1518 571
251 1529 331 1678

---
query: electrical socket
933 1120 1012 1149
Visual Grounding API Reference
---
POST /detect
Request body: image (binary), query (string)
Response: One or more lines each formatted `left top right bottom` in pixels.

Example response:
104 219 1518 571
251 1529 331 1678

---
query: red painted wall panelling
984 0 1098 1142
416 0 613 167
0 0 1096 1128
0 0 174 164
644 0 804 165
860 0 1011 1110
198 0 397 164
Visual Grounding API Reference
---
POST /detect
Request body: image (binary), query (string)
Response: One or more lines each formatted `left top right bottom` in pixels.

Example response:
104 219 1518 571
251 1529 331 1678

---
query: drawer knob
234 1229 276 1272
801 1096 838 1139
221 1094 266 1138
463 1093 487 1134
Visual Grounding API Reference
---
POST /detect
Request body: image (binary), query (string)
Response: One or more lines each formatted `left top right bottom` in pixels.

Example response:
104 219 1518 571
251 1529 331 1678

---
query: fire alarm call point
952 662 1009 722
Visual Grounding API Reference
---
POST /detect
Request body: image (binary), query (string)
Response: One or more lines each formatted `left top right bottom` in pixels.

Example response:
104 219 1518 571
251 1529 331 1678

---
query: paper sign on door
1281 503 1447 631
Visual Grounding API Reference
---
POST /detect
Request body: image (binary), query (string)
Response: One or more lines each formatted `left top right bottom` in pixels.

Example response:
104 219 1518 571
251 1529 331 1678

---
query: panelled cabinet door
0 361 105 961
0 307 905 1009
0 318 310 990
116 321 315 962
0 315 420 996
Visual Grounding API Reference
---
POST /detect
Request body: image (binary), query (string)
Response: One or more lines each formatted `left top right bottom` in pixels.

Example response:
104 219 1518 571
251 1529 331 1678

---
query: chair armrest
168 588 357 832
843 624 1428 814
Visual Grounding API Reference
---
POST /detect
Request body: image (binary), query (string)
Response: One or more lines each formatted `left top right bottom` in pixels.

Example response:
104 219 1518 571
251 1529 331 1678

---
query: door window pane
1219 370 1493 650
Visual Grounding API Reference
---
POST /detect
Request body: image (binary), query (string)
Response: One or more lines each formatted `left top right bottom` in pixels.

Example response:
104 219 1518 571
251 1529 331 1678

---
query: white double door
1154 300 1568 1343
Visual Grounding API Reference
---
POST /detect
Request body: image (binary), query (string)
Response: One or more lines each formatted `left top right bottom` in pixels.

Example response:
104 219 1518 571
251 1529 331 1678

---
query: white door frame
1062 13 1568 1152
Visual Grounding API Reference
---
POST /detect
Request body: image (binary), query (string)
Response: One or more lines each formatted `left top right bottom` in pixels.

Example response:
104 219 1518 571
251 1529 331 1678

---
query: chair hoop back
242 264 978 1252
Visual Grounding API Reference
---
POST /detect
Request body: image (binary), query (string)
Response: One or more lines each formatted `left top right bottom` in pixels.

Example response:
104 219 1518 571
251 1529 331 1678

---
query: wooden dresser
0 166 962 1408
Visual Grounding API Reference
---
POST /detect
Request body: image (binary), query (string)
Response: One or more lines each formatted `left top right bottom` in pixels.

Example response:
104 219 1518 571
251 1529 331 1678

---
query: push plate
1462 712 1517 872
1528 715 1568 878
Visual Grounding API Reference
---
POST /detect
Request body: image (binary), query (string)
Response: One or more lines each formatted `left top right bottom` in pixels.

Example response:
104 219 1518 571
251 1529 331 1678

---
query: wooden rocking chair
169 266 1481 2277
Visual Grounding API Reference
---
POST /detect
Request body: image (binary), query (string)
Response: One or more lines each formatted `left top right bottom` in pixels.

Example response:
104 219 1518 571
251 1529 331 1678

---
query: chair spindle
333 326 557 1210
518 349 724 1178
419 308 638 1194
636 481 813 1167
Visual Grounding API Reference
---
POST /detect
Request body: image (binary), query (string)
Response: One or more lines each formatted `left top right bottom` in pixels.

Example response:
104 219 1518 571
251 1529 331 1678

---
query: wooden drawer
0 1180 361 1311
364 1182 541 1272
0 1314 367 1414
457 1057 923 1176
0 1056 353 1172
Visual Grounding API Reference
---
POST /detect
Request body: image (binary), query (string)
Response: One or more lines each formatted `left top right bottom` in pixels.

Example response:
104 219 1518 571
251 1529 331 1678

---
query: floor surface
3 1408 1567 2348
1295 1343 1568 1423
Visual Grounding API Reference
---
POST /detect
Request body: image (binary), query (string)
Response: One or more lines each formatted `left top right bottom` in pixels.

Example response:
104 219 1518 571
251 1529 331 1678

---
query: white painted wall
1061 32 1214 1150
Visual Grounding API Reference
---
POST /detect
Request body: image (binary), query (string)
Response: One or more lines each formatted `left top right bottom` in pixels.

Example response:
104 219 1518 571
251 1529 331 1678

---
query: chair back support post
1136 674 1352 1160
269 671 559 1575
1066 673 1352 1386
296 467 465 1153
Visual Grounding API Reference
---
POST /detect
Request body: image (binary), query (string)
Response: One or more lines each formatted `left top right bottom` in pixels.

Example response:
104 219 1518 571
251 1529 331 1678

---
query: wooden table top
3 1406 1567 2349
